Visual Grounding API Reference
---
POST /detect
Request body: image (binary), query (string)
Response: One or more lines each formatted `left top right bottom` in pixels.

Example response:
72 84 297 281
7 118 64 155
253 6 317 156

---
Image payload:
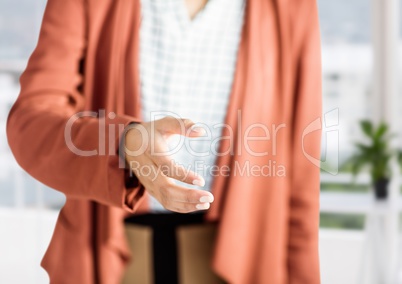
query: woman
7 0 322 283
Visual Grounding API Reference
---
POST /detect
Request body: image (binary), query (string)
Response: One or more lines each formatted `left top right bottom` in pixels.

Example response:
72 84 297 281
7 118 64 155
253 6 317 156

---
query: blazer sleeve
287 1 322 283
6 0 145 212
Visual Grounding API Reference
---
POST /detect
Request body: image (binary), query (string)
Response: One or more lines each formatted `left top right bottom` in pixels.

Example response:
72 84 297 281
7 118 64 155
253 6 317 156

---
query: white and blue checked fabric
139 0 245 211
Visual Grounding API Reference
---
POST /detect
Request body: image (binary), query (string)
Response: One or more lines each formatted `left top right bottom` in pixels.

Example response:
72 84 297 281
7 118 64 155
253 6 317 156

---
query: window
0 0 65 209
318 0 373 229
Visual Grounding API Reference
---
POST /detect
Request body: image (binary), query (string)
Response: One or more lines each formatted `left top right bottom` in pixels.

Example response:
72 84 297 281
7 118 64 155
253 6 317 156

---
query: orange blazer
7 0 322 283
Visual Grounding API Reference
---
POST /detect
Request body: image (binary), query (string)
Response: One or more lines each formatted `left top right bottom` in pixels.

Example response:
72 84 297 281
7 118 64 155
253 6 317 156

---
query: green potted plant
346 120 402 199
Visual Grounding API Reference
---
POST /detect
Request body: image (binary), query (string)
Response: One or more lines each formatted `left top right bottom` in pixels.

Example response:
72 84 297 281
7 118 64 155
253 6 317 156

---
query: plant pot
374 178 389 200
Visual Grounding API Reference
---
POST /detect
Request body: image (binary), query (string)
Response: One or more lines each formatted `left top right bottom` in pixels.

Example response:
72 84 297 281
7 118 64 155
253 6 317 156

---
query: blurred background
1 0 402 283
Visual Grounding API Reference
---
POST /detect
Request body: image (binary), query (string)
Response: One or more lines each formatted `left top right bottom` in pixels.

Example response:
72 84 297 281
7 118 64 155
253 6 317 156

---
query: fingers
128 156 213 213
154 116 206 137
186 125 207 138
155 116 192 134
151 154 205 186
170 164 204 186
143 172 213 213
128 129 206 186
164 200 211 214
149 134 205 186
125 116 213 214
158 184 214 213
161 182 214 203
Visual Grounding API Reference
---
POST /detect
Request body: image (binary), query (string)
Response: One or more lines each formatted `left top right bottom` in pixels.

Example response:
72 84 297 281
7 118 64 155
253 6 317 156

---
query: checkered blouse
139 0 245 211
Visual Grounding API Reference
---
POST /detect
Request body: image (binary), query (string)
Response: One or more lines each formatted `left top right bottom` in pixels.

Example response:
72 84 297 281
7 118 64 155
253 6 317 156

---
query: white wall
320 229 364 284
0 208 56 284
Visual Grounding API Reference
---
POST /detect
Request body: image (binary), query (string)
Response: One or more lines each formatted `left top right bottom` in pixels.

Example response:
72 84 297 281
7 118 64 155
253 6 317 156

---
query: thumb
155 116 206 137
